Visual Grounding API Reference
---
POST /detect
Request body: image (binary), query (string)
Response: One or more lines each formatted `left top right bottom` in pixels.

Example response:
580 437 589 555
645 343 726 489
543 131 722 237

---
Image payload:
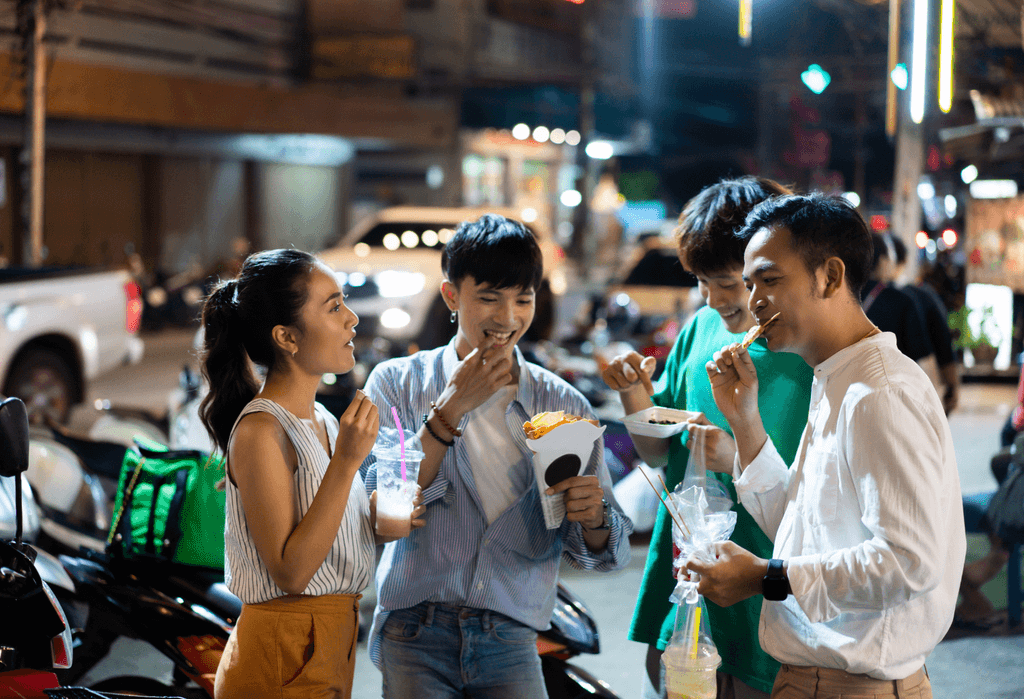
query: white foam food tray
621 406 699 438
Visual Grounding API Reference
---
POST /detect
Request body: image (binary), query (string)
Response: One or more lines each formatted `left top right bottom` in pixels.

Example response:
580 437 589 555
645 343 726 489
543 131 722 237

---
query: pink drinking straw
390 406 407 480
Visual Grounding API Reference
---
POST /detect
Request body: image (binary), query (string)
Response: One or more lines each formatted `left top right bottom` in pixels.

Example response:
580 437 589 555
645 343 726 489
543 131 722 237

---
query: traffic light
801 64 830 94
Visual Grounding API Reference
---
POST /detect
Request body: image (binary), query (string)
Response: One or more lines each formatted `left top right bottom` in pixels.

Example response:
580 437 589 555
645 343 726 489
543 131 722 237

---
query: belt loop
481 609 491 631
424 603 436 627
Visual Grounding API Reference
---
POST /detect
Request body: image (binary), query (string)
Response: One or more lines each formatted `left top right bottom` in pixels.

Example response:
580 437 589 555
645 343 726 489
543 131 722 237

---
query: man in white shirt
686 194 966 698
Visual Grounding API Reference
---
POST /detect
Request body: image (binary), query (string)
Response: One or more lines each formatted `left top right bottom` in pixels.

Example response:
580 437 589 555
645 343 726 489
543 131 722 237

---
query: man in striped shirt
363 214 632 698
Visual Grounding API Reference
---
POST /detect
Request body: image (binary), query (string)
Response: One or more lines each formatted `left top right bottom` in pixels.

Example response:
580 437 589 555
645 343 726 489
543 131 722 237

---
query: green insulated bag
107 438 226 570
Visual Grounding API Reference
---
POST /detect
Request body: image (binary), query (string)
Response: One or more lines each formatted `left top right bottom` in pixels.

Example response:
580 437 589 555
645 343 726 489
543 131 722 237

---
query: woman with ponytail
201 249 415 698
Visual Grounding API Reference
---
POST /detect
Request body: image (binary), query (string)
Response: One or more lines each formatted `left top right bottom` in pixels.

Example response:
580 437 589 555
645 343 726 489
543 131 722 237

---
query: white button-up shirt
734 333 965 680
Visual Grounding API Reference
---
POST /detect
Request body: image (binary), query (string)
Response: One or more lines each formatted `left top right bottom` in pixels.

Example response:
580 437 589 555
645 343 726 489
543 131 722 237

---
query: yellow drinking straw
690 606 701 659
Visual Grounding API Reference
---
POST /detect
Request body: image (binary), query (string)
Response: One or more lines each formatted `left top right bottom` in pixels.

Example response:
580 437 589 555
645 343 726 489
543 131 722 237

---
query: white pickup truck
0 266 145 423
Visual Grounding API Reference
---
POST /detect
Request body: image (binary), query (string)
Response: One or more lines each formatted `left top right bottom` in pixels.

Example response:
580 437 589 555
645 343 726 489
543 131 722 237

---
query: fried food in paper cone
523 411 599 440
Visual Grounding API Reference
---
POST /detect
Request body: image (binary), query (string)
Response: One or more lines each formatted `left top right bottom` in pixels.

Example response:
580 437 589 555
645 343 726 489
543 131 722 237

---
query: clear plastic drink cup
661 643 721 699
372 439 423 538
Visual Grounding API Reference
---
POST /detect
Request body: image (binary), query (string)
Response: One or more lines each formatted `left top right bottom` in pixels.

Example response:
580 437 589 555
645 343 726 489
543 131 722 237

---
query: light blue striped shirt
362 340 633 668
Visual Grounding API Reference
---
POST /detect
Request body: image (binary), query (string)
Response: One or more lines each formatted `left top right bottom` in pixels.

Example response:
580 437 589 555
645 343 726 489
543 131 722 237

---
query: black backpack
985 432 1024 544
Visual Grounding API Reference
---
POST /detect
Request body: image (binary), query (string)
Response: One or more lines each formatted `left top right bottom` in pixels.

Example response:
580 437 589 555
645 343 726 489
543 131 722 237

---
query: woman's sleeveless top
223 398 374 604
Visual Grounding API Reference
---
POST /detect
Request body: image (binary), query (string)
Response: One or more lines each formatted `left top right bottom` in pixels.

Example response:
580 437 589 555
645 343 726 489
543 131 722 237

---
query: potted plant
950 304 1000 365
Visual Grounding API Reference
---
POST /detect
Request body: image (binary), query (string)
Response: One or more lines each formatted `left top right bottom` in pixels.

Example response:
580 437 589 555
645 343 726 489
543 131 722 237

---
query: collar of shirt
813 332 896 382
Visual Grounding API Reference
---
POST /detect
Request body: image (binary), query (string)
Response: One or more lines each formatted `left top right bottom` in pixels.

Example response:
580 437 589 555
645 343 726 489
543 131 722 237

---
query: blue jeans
379 602 548 699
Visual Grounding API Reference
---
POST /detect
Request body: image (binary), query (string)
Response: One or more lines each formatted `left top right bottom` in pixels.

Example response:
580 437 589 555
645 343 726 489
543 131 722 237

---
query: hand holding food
545 475 605 530
705 343 760 426
435 335 513 424
601 351 657 395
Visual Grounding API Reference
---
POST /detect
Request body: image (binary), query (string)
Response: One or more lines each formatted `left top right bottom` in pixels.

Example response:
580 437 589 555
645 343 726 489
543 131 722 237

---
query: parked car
318 206 567 352
0 266 145 424
601 236 701 345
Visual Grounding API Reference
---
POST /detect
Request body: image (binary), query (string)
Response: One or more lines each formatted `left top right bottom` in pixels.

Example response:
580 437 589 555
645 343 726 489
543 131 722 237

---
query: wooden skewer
637 466 690 538
656 472 689 535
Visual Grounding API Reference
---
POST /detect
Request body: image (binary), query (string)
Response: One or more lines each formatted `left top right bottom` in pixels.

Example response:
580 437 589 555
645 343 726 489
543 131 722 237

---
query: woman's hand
369 487 427 544
334 390 379 469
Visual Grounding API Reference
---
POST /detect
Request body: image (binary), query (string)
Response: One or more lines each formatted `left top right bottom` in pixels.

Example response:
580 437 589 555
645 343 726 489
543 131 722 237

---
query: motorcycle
0 397 104 699
62 542 620 698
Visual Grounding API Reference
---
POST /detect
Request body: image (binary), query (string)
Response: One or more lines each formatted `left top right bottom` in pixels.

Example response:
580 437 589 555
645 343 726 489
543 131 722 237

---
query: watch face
762 576 786 601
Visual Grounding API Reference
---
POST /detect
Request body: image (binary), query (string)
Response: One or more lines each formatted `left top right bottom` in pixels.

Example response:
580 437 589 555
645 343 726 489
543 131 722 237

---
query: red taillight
124 281 142 334
177 634 227 695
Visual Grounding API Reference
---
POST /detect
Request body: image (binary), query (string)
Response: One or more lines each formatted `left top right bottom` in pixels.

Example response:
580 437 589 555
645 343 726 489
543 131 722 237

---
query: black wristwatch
584 498 612 531
762 558 790 601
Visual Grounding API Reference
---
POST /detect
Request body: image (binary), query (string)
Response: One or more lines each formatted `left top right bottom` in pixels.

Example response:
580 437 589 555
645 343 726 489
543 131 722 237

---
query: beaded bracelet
422 413 454 447
430 401 462 437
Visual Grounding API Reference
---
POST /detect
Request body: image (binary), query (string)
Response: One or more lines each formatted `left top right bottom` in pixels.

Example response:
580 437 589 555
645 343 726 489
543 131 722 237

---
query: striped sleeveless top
224 398 375 604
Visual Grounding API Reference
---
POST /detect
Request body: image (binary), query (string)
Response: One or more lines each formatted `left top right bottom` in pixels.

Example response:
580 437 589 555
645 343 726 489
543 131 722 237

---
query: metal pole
568 5 595 269
18 0 46 267
886 0 901 138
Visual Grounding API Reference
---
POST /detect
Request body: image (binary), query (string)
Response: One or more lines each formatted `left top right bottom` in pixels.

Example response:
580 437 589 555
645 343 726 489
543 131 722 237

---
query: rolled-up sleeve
560 416 633 571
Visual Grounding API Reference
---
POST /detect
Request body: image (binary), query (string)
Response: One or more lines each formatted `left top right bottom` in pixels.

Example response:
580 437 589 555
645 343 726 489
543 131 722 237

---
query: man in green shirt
602 177 812 699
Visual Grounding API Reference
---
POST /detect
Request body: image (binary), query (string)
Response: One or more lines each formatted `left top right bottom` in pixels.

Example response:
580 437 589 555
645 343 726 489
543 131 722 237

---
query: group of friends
196 177 966 699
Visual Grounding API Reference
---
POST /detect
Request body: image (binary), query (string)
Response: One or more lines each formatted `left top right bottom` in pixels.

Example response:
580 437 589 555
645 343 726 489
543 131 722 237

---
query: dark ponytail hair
199 248 318 453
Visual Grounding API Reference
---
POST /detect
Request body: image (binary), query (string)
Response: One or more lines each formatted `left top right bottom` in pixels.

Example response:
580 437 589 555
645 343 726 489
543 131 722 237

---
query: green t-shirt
626 306 813 694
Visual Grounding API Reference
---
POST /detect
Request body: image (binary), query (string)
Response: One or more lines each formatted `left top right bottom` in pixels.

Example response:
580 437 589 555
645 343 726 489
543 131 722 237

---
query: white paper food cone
526 420 606 529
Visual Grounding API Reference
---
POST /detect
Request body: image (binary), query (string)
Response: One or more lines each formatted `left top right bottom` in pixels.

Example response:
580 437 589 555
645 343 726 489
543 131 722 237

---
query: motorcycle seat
164 570 242 624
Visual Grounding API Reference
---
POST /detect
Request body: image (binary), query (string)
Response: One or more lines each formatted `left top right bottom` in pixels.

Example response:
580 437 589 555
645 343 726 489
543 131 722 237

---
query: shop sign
312 35 415 80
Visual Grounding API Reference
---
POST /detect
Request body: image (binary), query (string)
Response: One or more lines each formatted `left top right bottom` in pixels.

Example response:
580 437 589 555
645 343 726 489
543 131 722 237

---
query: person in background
689 194 965 699
862 233 933 364
199 249 421 699
362 214 632 698
602 177 812 699
957 362 1024 626
889 235 960 414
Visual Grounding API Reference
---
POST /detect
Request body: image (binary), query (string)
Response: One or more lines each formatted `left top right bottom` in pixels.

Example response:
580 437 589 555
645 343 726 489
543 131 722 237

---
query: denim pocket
381 608 423 642
489 617 537 646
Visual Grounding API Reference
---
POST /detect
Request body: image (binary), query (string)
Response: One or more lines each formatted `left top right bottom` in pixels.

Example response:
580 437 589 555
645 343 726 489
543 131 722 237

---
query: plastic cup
661 643 721 699
372 440 424 538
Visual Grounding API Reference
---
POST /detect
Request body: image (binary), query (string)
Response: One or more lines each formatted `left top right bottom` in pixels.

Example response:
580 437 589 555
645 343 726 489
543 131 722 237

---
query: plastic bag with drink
661 595 721 699
667 483 737 605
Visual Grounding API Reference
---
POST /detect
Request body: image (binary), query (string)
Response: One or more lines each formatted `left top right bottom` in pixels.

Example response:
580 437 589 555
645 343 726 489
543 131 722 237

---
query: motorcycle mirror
0 397 30 478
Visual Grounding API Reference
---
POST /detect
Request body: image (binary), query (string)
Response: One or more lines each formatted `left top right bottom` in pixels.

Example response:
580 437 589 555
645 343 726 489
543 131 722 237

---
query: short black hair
676 176 792 275
737 193 874 299
890 234 908 265
870 233 893 274
441 213 543 291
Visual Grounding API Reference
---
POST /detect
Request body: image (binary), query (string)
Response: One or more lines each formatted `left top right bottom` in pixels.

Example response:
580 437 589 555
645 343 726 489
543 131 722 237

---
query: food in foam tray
738 311 781 350
523 411 599 440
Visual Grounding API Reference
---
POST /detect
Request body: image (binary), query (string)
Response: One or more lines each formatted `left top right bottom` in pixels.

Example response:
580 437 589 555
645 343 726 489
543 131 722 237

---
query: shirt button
483 538 490 545
477 582 484 590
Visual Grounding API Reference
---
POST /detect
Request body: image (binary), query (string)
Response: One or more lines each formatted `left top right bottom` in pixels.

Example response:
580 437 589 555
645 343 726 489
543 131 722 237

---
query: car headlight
380 308 412 329
374 271 427 298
